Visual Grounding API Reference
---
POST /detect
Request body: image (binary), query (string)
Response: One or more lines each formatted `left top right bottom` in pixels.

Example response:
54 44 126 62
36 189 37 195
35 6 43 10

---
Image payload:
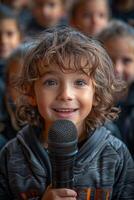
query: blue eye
75 79 87 86
44 79 57 86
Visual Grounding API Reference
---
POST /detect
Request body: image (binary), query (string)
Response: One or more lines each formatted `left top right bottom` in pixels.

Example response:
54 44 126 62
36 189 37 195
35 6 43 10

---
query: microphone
48 119 78 189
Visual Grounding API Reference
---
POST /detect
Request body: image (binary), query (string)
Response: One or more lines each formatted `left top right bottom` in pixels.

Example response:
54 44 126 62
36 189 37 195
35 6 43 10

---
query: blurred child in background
0 4 23 61
0 4 23 121
26 0 65 38
98 20 134 158
98 20 134 86
0 0 32 27
0 43 32 150
70 0 110 36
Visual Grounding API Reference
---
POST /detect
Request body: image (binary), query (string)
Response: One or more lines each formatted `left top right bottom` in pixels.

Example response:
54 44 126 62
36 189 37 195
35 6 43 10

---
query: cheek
11 35 21 47
100 17 108 24
124 65 134 75
36 99 48 118
36 95 47 108
129 65 134 74
81 92 94 110
81 18 90 26
14 34 21 45
35 91 53 117
53 8 62 16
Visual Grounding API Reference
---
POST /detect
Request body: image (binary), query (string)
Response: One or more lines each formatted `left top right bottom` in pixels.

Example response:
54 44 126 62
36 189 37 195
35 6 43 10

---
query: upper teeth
55 109 75 112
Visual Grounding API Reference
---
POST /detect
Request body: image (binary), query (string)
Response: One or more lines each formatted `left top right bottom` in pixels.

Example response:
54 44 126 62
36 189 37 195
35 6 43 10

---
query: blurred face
32 0 64 27
33 64 95 139
0 19 21 59
72 0 109 36
104 37 134 85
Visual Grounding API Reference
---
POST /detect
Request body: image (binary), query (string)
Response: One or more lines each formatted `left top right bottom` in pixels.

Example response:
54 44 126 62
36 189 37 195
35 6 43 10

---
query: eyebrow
42 70 89 76
43 70 59 76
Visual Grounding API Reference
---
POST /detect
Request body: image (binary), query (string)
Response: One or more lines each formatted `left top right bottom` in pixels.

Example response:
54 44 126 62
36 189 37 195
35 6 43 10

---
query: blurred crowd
0 0 134 159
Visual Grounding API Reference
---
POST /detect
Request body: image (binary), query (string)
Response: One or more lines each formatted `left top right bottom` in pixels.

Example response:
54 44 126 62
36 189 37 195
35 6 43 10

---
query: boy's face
71 0 109 36
104 37 134 85
32 0 64 27
33 64 95 138
0 19 21 59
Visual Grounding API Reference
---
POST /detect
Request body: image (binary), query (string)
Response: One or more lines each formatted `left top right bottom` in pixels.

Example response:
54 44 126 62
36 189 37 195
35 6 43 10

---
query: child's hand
41 186 77 200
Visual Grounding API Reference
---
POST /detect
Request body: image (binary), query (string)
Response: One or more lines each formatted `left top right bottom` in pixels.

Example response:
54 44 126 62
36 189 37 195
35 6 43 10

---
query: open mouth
52 108 79 119
53 108 78 113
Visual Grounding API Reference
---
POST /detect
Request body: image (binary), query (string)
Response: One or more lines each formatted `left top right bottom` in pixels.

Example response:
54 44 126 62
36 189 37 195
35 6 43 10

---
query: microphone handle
50 155 75 189
52 177 74 188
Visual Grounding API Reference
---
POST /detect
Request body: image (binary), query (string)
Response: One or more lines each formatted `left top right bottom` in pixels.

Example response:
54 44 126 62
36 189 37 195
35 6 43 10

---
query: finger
62 198 77 200
57 188 77 197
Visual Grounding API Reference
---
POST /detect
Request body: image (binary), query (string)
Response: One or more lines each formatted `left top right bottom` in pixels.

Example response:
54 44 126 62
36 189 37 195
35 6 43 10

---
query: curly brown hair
15 26 125 131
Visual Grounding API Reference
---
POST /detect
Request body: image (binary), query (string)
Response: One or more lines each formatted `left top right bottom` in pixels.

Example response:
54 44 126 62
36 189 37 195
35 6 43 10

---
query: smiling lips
53 108 78 112
53 108 78 118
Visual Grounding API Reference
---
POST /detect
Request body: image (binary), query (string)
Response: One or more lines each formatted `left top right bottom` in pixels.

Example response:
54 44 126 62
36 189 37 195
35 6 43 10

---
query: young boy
0 27 134 200
70 0 110 36
97 20 134 86
26 0 65 38
1 0 32 28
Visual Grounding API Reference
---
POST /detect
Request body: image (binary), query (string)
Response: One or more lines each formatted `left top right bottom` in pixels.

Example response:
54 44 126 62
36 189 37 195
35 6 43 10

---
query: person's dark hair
0 4 23 33
111 0 134 12
15 26 125 131
97 19 134 43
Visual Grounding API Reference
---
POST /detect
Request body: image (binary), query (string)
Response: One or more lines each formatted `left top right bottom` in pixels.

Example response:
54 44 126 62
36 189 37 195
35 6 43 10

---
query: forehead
33 0 62 4
78 0 108 9
41 63 90 76
37 55 93 76
0 19 18 30
104 36 134 54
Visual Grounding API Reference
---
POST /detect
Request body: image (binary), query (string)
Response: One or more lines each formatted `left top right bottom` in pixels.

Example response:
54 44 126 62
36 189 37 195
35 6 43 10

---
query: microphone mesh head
48 120 77 143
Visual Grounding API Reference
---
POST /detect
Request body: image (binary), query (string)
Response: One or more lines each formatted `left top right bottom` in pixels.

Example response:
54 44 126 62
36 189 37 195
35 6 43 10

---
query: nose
90 14 99 25
57 84 73 101
115 60 124 77
42 6 51 17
